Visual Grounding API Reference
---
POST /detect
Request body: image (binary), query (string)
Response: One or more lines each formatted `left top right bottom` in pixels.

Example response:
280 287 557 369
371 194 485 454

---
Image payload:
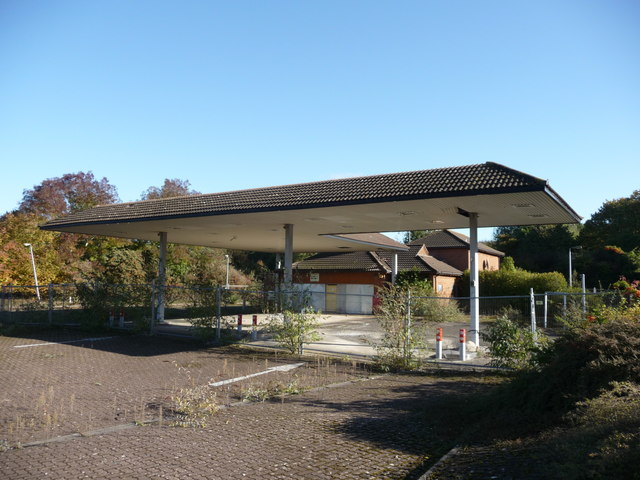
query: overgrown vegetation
481 307 541 369
471 292 640 478
267 307 321 355
372 283 427 371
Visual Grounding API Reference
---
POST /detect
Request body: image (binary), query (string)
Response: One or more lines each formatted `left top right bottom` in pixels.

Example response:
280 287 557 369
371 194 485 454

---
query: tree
0 173 119 284
490 224 580 274
19 172 119 219
402 230 427 243
579 190 640 252
140 178 199 200
0 212 76 284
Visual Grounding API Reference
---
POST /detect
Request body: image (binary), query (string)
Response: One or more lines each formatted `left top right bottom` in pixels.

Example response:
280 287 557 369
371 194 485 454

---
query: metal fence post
404 290 412 363
543 292 548 329
581 274 587 313
530 288 537 341
216 286 222 341
8 284 13 322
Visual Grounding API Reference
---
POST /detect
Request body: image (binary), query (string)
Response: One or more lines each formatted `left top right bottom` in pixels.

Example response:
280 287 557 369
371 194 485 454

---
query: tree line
489 190 640 288
0 173 258 288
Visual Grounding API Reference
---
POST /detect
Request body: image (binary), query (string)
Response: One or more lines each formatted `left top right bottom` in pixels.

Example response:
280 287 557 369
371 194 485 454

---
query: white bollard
459 328 467 361
436 327 443 360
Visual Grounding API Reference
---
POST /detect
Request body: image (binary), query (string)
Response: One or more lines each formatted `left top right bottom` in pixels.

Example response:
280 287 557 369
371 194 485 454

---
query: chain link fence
0 282 619 339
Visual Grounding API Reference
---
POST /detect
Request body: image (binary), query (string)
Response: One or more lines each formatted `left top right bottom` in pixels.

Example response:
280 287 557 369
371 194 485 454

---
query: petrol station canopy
41 162 580 251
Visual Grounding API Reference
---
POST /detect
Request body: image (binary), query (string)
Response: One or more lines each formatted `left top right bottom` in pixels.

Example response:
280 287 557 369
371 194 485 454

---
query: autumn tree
19 171 119 219
0 173 120 285
140 178 199 200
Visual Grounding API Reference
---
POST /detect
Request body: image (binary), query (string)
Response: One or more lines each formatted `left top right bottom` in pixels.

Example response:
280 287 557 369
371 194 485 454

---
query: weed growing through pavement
170 385 220 428
240 378 306 403
7 385 64 436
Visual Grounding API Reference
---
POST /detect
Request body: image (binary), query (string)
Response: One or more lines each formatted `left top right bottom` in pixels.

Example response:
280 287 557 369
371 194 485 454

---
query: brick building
293 230 503 314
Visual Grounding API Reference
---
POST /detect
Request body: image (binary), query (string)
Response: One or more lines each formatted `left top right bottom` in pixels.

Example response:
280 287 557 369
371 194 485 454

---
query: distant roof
40 162 581 253
293 251 390 272
409 230 505 257
378 246 463 276
296 244 463 277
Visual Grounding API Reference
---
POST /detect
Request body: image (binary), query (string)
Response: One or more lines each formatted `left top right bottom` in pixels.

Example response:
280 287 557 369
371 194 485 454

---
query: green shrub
395 271 466 322
267 307 321 355
460 268 568 296
499 318 640 416
481 308 541 369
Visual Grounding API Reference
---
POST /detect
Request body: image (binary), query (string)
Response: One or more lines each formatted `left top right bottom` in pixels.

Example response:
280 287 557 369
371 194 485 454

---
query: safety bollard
237 314 243 336
251 314 258 341
459 328 467 361
119 309 125 328
436 327 443 360
109 310 114 327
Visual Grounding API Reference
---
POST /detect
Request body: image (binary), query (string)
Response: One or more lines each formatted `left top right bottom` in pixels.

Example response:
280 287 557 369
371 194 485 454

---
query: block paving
0 331 513 479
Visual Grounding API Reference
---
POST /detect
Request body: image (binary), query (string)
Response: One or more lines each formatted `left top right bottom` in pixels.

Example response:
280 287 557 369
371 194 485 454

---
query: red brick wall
479 252 500 271
293 271 386 287
432 275 457 297
429 248 469 272
429 248 501 272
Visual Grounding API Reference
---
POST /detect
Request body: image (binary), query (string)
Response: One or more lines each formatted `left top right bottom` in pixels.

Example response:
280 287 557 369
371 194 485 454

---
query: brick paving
0 331 490 479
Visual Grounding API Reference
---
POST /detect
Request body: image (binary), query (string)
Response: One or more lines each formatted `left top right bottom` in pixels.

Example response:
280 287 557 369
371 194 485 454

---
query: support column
284 224 293 285
391 253 398 284
469 213 480 346
157 231 167 324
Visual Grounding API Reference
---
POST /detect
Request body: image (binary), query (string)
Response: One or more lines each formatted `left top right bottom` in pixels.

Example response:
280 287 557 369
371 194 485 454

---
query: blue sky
1 1 638 241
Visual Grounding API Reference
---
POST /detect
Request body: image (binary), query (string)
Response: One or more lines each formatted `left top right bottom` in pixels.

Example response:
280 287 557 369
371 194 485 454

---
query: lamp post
224 254 230 289
569 246 582 288
23 243 41 301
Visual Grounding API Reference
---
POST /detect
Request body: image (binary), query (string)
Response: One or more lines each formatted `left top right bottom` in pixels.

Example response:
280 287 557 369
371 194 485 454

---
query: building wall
428 248 469 272
479 252 500 271
432 275 458 297
429 248 501 272
293 270 386 288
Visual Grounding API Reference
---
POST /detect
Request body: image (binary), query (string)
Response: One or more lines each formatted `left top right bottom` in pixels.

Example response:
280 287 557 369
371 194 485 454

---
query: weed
241 379 306 402
170 385 219 428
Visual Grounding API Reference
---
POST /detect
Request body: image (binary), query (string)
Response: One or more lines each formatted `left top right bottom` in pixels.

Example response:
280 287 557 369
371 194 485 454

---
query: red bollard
436 327 443 360
109 310 114 327
459 328 467 361
237 314 243 336
119 309 125 328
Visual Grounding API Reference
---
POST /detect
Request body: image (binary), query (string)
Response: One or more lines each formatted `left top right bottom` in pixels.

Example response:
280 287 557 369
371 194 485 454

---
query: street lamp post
23 243 41 301
224 254 230 290
569 246 582 288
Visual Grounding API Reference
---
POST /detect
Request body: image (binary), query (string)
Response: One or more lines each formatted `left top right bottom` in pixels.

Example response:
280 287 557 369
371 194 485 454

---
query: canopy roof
41 162 581 252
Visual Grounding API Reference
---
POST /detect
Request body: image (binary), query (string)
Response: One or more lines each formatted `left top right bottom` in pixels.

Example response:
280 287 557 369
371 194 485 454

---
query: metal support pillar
469 212 480 345
156 231 168 325
391 253 398 284
284 224 293 285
